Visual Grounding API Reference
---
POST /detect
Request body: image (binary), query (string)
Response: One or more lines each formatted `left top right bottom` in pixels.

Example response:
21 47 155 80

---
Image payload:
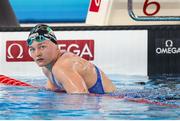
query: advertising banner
0 30 147 77
148 29 180 77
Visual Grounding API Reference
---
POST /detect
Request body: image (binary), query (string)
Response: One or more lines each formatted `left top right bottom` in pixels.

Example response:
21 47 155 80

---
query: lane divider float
0 75 33 87
0 75 179 108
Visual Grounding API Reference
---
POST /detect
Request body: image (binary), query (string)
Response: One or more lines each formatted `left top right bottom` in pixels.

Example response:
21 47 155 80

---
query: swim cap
27 24 57 46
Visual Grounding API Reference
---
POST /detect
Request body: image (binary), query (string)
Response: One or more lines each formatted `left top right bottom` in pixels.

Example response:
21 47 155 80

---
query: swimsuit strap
51 73 63 89
94 65 102 83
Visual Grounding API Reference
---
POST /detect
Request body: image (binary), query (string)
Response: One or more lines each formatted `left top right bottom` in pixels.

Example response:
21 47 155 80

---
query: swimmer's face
29 40 59 67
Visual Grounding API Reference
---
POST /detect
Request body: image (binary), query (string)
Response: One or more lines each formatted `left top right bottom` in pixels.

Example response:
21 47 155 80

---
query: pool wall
0 25 180 78
0 27 147 77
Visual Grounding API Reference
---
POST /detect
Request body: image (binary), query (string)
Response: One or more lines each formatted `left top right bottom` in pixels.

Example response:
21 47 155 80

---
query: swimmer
27 24 116 94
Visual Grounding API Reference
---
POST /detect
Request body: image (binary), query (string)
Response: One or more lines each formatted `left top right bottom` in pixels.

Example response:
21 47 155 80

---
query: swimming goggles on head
27 32 57 46
27 25 57 46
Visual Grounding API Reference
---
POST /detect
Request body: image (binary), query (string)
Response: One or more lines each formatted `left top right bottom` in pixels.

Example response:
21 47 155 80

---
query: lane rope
0 75 179 108
0 75 33 87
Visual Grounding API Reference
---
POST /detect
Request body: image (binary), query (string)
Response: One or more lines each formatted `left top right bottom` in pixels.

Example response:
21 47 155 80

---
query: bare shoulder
60 51 79 59
52 52 87 72
55 52 80 66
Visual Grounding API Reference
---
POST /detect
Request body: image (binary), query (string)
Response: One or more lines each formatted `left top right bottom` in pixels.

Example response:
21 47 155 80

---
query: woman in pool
27 24 116 94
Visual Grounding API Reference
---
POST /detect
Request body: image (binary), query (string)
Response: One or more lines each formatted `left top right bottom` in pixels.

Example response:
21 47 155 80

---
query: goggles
27 25 57 46
27 33 57 46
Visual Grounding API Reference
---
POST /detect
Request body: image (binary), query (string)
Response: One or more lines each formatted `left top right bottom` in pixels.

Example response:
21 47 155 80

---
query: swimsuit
50 65 105 94
51 73 64 91
88 66 105 94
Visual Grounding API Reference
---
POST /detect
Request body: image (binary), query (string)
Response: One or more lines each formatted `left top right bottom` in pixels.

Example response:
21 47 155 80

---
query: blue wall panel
9 0 90 23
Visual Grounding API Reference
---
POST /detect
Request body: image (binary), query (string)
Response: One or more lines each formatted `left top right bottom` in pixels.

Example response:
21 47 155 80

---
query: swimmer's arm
42 67 57 91
46 80 58 91
53 68 89 94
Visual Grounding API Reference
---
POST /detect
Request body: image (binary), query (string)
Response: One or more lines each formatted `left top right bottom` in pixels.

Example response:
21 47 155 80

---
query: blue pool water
0 75 179 120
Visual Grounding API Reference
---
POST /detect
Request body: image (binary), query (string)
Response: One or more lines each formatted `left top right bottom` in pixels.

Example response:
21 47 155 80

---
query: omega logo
6 40 94 61
165 40 173 47
7 43 23 59
156 39 180 54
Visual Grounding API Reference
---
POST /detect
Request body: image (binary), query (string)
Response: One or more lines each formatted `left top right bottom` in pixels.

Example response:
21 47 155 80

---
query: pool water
0 75 179 120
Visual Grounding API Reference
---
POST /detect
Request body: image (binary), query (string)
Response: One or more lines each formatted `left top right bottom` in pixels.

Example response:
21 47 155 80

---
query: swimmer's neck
45 64 53 71
45 52 62 71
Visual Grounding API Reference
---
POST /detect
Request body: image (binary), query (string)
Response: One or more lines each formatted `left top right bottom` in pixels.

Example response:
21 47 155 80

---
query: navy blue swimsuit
50 65 105 94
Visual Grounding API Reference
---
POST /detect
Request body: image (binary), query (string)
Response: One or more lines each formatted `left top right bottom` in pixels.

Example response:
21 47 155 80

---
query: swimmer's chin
36 62 47 67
